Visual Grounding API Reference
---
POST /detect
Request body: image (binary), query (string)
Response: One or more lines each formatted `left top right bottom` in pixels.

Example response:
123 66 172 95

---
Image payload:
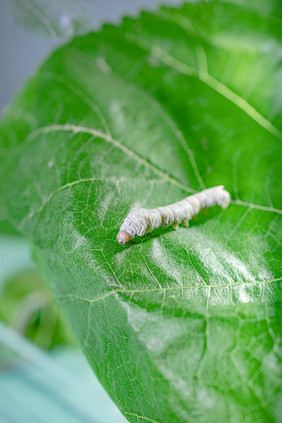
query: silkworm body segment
117 185 231 244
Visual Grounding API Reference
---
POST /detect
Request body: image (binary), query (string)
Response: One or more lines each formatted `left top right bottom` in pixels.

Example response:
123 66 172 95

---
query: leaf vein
122 410 160 423
129 36 281 139
26 123 192 190
58 277 282 304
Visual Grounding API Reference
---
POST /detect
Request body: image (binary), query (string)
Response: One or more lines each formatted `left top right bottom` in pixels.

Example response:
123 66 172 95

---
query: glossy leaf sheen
0 2 282 422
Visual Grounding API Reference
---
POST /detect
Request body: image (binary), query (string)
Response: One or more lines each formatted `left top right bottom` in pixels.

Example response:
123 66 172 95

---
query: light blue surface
0 235 35 290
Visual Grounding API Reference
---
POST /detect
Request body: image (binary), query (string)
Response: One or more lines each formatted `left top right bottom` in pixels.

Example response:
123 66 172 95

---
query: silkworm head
117 230 131 245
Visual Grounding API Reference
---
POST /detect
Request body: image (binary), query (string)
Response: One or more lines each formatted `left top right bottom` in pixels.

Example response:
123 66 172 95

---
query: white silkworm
117 185 231 244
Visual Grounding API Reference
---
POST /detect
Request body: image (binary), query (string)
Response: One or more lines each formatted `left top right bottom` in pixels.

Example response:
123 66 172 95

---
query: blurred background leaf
0 220 20 236
4 0 94 38
0 270 75 351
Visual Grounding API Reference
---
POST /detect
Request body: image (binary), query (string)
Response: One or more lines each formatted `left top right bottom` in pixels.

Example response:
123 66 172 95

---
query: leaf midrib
22 124 282 225
58 277 282 305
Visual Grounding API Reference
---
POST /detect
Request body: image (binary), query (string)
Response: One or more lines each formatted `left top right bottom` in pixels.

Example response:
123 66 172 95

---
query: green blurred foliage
0 270 75 351
0 220 20 236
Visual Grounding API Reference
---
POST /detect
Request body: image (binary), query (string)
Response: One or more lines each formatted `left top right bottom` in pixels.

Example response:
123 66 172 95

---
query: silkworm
116 185 231 244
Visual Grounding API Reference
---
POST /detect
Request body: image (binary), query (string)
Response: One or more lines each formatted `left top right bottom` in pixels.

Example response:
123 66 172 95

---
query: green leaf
0 1 281 422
